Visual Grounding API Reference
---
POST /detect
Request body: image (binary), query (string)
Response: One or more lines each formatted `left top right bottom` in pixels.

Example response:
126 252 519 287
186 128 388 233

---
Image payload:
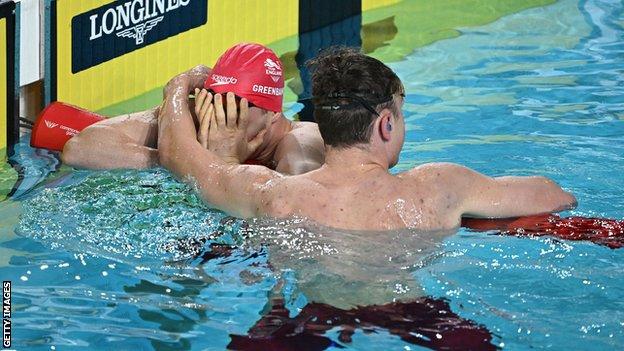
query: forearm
157 85 262 217
158 79 280 218
159 66 209 150
442 161 577 219
158 65 210 152
158 77 226 176
62 128 158 170
160 81 195 159
466 176 577 218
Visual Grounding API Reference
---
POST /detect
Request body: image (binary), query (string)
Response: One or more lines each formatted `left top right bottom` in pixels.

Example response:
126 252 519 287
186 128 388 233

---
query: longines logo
115 16 163 45
71 0 208 73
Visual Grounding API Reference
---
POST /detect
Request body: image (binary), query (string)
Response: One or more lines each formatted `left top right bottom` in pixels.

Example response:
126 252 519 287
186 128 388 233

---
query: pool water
1 0 623 350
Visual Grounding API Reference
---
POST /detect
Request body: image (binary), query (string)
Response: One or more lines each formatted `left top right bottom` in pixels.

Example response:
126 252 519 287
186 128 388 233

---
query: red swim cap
205 43 284 113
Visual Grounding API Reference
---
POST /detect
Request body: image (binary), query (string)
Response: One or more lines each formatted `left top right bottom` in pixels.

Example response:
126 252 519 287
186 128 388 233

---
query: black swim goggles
313 91 404 116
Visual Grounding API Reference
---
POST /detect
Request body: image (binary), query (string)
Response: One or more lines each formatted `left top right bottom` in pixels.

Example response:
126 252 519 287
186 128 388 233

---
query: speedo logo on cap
264 58 282 82
211 74 238 86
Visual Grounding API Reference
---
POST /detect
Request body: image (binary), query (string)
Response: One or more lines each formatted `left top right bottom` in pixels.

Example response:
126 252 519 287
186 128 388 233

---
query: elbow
59 125 105 167
557 190 577 212
538 176 577 212
60 137 81 167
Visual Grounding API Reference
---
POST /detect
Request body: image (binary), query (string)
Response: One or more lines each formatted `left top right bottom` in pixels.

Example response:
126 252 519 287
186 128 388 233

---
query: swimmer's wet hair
307 47 404 148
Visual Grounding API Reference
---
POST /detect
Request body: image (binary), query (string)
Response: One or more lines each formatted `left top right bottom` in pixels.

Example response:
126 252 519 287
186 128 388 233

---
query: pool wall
44 0 398 117
0 0 560 201
44 0 554 118
0 0 18 202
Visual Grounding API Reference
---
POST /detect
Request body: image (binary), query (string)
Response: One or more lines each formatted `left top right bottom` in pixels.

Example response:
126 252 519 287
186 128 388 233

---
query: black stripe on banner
0 1 18 155
299 0 361 34
296 0 362 121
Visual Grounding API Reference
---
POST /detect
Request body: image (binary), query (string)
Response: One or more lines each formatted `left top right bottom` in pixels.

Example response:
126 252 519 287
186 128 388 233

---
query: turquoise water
1 0 623 349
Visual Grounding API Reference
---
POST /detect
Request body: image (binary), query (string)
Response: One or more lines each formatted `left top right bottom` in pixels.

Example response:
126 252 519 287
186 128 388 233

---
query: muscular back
156 74 576 232
261 166 461 231
258 163 576 231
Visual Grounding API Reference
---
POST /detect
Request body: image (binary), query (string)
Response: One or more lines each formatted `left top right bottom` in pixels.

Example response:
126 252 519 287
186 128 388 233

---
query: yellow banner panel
362 0 401 12
55 0 298 114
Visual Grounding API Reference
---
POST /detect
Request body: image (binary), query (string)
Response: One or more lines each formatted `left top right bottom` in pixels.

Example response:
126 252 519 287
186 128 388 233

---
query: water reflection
183 220 498 350
228 296 496 351
119 263 219 350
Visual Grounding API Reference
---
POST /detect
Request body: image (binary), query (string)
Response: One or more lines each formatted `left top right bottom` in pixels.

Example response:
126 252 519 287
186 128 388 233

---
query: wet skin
61 65 325 175
158 69 577 232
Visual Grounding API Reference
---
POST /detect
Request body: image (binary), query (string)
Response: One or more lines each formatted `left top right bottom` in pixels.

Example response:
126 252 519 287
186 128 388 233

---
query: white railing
19 0 41 86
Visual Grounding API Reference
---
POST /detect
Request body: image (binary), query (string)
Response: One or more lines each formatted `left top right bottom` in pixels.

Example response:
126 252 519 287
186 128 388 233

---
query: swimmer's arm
435 163 577 218
158 74 279 217
62 65 211 170
458 164 577 218
61 107 160 170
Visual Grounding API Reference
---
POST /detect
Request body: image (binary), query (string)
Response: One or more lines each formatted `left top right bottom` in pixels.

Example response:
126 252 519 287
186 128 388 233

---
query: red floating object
30 101 104 151
462 214 624 249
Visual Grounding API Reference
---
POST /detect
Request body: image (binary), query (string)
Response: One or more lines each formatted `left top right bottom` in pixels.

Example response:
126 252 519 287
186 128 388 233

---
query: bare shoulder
275 121 324 175
395 163 477 220
291 121 320 133
398 162 473 181
285 121 322 143
396 162 480 202
256 173 317 217
274 122 319 151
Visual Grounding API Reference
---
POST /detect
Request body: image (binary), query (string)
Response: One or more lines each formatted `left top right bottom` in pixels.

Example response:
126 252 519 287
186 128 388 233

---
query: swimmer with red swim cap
56 45 616 245
61 43 324 174
159 47 578 231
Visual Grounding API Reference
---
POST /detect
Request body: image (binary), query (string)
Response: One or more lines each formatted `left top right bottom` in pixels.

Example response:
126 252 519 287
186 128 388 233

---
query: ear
378 109 393 142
